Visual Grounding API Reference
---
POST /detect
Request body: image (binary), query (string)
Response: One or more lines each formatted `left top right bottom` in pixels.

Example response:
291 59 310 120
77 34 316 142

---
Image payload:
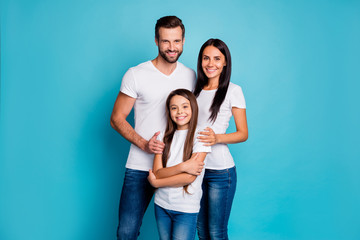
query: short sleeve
157 131 165 143
230 84 246 109
192 131 211 153
120 68 137 98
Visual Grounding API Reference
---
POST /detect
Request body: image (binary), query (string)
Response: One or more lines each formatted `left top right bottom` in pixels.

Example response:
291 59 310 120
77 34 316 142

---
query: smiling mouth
167 51 177 57
206 68 217 73
176 116 186 120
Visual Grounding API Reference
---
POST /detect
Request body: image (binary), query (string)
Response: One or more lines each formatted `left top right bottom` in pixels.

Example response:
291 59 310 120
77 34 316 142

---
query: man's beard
159 49 183 63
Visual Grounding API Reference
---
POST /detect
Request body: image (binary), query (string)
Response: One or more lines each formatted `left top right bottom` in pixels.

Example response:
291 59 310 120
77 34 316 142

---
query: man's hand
182 153 204 176
145 131 165 154
147 169 158 188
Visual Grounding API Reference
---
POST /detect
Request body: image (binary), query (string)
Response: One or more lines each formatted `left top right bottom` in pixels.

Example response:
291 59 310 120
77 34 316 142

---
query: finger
205 127 214 132
153 145 164 150
151 131 161 140
198 131 210 136
197 136 211 140
154 142 165 148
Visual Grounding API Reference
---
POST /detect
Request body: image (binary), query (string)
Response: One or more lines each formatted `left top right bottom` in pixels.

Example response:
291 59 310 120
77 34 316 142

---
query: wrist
215 134 221 144
139 138 148 151
180 161 187 173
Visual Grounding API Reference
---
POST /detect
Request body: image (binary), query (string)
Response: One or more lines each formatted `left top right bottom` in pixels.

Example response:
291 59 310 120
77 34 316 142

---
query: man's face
156 26 184 63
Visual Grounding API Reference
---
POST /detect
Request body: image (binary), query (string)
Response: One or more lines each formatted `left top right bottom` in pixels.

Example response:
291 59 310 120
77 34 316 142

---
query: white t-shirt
154 129 211 213
120 61 196 171
197 82 246 169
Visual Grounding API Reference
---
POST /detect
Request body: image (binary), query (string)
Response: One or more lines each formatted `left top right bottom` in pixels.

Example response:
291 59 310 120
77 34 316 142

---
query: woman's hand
198 127 218 146
147 169 158 188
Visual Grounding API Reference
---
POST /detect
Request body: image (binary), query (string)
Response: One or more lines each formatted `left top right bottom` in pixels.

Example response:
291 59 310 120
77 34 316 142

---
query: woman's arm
148 152 208 188
198 108 248 146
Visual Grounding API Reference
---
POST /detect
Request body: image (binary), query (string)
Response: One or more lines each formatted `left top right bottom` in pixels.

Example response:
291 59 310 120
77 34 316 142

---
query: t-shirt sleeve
120 68 137 98
230 84 246 109
157 131 165 143
192 132 211 153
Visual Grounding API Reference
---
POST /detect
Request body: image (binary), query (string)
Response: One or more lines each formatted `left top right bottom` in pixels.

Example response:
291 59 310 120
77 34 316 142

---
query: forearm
216 131 248 144
155 163 186 179
151 173 196 188
110 117 147 151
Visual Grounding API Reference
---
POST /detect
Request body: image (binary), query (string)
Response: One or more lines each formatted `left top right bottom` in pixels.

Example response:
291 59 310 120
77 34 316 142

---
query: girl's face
201 45 227 82
169 95 192 130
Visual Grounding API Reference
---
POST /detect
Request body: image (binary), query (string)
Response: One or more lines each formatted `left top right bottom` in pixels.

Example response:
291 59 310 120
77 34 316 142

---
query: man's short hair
155 16 185 40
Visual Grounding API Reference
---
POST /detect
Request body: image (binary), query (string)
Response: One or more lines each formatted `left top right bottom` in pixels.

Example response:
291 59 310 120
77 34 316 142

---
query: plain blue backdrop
1 0 359 239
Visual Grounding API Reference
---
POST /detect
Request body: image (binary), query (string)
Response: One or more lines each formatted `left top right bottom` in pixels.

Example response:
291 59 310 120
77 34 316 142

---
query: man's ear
155 37 159 46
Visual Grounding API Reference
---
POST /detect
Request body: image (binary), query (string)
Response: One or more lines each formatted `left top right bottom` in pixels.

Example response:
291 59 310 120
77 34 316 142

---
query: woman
195 39 248 239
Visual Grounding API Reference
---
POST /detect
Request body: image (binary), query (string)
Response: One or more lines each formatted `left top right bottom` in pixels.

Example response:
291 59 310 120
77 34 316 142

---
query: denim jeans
155 204 198 240
197 167 237 240
117 168 155 240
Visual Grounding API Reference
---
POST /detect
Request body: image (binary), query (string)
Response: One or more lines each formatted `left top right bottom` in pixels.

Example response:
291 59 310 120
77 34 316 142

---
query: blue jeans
197 167 237 240
117 168 155 240
155 204 198 240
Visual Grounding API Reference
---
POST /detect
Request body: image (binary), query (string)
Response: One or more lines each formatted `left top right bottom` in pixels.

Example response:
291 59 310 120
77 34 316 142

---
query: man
110 16 203 240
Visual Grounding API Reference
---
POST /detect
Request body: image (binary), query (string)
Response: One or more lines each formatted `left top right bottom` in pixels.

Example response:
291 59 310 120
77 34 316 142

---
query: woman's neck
203 77 219 90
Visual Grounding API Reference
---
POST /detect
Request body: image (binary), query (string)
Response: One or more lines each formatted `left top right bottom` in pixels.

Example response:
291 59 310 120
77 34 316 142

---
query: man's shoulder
129 60 152 72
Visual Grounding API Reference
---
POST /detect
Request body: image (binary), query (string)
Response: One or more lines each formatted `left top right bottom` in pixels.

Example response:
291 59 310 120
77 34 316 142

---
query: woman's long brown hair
162 89 198 194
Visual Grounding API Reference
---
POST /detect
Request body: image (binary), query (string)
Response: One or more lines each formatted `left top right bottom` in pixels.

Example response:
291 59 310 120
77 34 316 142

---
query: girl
195 39 248 239
147 89 211 240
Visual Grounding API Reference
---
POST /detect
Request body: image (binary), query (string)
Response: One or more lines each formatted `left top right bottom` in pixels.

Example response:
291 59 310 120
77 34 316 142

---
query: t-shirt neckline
149 60 178 78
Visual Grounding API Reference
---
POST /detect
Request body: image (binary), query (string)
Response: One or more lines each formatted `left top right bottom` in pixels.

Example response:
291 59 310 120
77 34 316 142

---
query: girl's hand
198 127 218 146
182 153 204 176
147 169 158 188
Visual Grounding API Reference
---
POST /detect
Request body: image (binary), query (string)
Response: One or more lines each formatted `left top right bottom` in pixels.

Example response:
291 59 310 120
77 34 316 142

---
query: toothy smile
176 116 187 120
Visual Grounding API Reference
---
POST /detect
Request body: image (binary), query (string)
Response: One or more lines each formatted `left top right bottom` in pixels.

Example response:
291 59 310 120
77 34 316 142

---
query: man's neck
151 56 177 76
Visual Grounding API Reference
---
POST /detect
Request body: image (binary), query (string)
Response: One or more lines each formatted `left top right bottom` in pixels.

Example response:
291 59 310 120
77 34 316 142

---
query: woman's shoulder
228 82 243 92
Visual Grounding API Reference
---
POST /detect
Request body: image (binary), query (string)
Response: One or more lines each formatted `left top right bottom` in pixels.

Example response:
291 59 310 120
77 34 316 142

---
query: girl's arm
153 153 205 178
198 108 248 145
148 170 196 188
148 152 207 188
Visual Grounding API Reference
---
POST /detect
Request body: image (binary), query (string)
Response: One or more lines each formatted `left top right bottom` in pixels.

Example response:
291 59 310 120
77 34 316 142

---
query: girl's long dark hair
193 38 232 123
162 89 198 193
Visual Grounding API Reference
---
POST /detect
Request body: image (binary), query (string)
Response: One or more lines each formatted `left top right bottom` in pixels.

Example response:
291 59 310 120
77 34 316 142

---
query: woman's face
201 45 227 82
169 95 192 130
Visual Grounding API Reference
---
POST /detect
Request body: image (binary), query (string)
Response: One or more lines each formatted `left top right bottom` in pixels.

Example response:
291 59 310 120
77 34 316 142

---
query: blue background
1 0 359 239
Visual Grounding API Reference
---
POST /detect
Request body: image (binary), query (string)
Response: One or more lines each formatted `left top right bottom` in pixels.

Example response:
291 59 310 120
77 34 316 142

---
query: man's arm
110 92 164 154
